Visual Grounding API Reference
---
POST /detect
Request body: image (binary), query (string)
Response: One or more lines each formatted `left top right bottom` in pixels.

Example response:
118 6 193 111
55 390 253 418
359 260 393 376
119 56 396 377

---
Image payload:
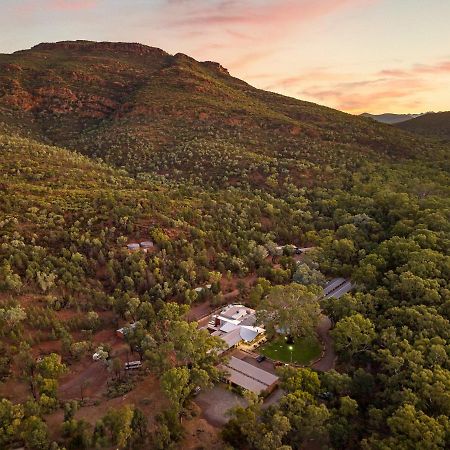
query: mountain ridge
0 41 446 190
360 112 424 124
395 111 450 140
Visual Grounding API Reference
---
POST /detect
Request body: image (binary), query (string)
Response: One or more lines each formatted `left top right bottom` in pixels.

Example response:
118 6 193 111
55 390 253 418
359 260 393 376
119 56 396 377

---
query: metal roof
220 321 240 333
217 315 241 325
323 278 346 295
239 326 262 342
220 365 268 394
220 304 255 320
226 356 278 387
220 328 243 349
326 280 353 299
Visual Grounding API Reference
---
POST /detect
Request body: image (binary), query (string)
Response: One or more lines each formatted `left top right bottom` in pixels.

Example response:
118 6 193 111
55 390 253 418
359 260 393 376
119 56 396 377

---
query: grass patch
259 335 321 365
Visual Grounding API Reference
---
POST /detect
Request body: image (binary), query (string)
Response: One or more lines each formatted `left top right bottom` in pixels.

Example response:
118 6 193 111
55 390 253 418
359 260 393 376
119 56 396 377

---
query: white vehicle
125 360 142 370
92 352 102 361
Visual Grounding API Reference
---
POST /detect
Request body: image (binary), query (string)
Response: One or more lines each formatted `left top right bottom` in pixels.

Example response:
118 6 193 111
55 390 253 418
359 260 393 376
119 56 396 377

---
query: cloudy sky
1 0 449 114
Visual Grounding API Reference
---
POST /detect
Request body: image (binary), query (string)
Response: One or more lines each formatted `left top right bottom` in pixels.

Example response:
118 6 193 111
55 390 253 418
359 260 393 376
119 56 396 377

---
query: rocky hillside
0 41 443 189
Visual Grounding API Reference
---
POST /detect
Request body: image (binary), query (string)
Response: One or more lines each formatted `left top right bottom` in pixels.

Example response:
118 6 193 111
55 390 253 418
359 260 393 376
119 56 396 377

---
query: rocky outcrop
30 41 169 58
202 61 230 75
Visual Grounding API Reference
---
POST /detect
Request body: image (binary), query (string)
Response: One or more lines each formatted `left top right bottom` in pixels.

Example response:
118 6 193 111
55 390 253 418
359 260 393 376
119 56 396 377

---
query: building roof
220 304 255 320
226 356 278 387
220 321 240 333
323 278 353 299
220 365 268 394
239 313 257 326
239 326 263 342
127 243 140 250
323 278 346 296
220 328 243 349
326 280 353 299
116 322 138 335
216 315 241 326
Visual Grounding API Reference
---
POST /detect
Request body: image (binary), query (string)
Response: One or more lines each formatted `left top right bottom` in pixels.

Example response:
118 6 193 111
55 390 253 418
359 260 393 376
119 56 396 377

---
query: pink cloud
16 0 99 14
378 60 450 77
413 60 450 74
378 69 411 77
167 0 376 33
301 76 430 112
50 0 98 10
230 50 275 70
260 55 450 113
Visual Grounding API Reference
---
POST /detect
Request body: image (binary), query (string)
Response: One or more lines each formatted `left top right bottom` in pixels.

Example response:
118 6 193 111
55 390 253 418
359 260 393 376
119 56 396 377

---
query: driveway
194 385 248 427
231 348 278 375
312 315 336 371
263 388 284 408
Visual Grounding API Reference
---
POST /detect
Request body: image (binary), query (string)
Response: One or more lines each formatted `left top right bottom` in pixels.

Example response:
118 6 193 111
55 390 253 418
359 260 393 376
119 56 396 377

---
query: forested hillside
0 42 449 450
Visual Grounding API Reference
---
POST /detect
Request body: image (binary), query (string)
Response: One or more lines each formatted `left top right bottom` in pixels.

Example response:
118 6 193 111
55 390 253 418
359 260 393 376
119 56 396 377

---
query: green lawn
259 335 321 365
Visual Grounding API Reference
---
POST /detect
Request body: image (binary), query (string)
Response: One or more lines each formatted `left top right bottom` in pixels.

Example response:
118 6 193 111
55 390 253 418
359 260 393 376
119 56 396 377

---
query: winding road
312 315 336 372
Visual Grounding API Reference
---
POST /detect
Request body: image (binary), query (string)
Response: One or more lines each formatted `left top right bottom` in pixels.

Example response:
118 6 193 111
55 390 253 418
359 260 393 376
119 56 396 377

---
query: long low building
323 278 354 299
220 356 279 394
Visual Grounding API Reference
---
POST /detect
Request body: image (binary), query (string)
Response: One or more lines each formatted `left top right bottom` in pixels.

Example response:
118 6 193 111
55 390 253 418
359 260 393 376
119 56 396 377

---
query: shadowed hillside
396 111 450 140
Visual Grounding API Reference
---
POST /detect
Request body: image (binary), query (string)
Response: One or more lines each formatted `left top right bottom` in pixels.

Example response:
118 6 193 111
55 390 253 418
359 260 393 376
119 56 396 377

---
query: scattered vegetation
0 41 448 449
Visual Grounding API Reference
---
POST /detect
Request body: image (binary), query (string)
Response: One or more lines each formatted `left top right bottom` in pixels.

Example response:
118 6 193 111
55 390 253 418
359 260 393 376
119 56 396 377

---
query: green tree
0 399 24 448
20 415 49 450
102 406 134 448
61 418 92 450
0 261 22 292
331 313 375 358
256 284 321 339
160 367 191 409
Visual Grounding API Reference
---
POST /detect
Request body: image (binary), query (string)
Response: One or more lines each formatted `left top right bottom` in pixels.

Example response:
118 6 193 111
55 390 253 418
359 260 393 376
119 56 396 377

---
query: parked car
318 391 333 400
256 355 266 363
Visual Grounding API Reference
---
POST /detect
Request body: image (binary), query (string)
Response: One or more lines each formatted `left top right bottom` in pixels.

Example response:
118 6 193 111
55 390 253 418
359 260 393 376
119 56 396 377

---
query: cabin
127 243 140 251
116 322 138 338
194 284 212 293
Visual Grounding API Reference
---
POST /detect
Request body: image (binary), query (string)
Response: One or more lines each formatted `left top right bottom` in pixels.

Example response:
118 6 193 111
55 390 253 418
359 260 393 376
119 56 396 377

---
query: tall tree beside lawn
256 284 321 339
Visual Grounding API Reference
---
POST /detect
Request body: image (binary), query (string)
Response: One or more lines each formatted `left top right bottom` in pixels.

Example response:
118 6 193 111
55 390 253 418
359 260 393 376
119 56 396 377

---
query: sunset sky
1 0 449 114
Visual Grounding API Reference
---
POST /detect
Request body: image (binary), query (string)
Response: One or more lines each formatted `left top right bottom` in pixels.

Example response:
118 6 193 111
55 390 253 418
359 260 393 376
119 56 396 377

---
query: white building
208 304 264 354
